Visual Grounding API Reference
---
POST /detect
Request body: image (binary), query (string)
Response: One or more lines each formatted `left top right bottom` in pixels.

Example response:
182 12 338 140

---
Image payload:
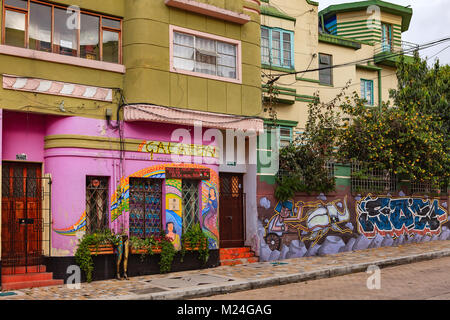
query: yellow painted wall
260 0 401 133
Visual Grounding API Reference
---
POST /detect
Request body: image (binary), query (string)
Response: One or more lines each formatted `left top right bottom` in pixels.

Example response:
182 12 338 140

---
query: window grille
129 178 163 238
182 180 200 232
85 176 109 234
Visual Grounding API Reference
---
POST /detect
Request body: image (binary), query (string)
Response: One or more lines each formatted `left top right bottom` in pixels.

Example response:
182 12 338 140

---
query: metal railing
374 40 419 56
351 162 397 194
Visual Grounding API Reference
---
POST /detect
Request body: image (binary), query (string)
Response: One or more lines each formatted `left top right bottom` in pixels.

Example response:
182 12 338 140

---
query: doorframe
1 161 46 271
219 172 245 248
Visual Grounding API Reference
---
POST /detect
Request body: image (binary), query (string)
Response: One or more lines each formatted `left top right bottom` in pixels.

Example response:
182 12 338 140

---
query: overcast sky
318 0 450 65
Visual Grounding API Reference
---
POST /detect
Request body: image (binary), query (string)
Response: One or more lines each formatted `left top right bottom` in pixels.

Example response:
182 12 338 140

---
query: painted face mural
201 183 219 249
166 222 181 251
264 197 351 251
357 195 448 238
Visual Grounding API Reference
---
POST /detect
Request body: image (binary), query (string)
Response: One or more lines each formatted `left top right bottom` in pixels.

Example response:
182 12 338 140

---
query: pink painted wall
43 116 219 255
2 113 220 255
2 111 46 162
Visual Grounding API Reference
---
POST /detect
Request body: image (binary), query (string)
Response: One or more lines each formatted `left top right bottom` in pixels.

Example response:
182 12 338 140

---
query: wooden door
219 173 245 248
1 162 42 267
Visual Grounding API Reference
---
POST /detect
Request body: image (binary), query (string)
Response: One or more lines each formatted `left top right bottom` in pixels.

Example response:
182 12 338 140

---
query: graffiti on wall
137 140 218 159
258 193 449 262
264 197 351 250
357 195 448 238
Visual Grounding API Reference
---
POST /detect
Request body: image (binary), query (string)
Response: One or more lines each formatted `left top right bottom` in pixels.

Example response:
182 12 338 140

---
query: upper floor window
170 26 241 83
381 23 393 52
2 0 122 63
261 26 294 69
319 53 333 85
361 79 374 106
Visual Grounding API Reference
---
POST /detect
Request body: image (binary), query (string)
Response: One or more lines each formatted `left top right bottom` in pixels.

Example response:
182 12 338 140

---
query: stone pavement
2 240 450 300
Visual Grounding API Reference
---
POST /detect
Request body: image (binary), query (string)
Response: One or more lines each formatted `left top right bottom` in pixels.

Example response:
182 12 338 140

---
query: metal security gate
129 178 163 238
219 173 245 248
182 180 200 231
1 162 51 273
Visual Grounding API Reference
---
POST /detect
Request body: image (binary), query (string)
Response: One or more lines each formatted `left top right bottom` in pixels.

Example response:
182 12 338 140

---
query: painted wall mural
257 192 449 262
111 163 220 249
357 195 448 238
54 163 219 253
53 211 86 236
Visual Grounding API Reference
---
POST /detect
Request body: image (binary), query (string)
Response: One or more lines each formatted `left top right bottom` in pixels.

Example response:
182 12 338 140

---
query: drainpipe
378 69 382 112
321 15 325 33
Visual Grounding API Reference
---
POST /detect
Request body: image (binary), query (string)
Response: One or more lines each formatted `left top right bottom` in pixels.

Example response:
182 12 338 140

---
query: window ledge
165 0 251 24
0 45 125 74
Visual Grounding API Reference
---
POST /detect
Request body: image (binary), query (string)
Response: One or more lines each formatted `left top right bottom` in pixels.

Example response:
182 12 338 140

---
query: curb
119 248 450 300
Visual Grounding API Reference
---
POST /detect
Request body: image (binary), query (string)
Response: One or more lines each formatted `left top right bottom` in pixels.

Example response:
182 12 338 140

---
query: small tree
274 84 351 201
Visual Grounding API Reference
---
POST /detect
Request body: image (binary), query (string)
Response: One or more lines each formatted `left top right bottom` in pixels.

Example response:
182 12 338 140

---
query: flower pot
184 240 208 251
131 246 162 255
88 244 114 255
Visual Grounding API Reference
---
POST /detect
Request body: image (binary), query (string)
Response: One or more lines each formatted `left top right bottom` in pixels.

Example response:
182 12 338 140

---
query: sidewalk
2 240 450 300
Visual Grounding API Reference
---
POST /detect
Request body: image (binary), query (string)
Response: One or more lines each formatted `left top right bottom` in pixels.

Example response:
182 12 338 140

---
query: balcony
374 40 418 67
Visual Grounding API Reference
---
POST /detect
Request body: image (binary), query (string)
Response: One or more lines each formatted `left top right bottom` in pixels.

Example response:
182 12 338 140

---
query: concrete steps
1 265 64 291
219 247 258 266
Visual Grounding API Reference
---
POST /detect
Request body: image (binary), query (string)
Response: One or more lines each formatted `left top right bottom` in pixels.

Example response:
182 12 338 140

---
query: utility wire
265 37 450 80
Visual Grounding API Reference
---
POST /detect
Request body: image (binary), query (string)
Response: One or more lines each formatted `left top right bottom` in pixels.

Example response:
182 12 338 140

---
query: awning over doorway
123 104 264 133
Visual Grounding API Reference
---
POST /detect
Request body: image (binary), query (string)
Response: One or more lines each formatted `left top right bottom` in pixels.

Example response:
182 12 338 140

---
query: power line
265 37 450 80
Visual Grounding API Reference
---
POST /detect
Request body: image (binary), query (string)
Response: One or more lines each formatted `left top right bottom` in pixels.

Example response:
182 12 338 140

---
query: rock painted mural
257 192 449 262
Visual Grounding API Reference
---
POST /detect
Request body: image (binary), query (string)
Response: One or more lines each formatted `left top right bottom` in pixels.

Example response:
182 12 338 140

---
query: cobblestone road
198 255 450 300
2 240 450 300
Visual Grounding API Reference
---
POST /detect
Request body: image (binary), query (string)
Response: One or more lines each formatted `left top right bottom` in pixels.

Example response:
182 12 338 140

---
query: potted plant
75 229 121 283
180 223 210 265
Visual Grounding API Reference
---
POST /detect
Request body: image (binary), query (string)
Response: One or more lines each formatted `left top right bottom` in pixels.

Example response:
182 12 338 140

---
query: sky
318 0 450 65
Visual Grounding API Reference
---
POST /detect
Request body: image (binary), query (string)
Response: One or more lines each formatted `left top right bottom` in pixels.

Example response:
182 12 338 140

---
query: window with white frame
361 79 374 105
172 30 238 80
261 26 294 69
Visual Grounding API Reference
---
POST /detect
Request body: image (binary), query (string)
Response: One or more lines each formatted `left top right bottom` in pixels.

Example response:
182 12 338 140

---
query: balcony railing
374 40 419 56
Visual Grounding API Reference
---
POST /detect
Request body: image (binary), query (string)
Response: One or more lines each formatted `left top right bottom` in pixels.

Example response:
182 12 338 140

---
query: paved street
1 240 450 300
198 256 450 300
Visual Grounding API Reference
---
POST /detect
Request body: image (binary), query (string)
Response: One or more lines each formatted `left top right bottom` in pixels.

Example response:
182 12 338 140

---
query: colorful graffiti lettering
357 195 448 238
264 197 351 250
137 140 218 158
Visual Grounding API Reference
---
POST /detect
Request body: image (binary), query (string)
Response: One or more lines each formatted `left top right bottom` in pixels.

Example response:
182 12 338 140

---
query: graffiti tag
357 195 448 238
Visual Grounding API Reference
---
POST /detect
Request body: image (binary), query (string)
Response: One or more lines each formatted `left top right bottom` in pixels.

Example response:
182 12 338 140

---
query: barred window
182 180 200 232
86 176 109 234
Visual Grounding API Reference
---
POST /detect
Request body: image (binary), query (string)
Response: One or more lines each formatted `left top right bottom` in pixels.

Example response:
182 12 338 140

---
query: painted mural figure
298 198 352 247
116 234 130 280
202 187 218 240
166 222 181 251
264 201 294 250
264 198 352 250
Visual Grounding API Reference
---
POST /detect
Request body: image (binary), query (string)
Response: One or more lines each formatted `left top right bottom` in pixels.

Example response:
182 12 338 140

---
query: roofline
319 0 412 32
